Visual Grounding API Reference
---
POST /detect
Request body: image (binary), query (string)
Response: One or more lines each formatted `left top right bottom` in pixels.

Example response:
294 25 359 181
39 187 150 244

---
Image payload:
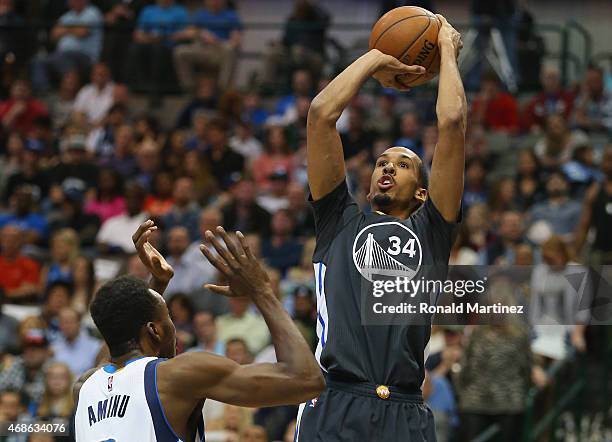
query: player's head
367 146 428 215
91 276 176 359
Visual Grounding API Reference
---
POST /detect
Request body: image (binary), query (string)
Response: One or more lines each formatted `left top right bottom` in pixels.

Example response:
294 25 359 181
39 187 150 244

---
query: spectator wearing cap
222 177 271 238
527 171 582 240
47 180 101 249
0 185 48 245
72 62 115 126
48 134 99 192
30 0 103 93
96 181 148 254
201 118 245 189
164 225 211 296
187 310 224 355
163 176 201 241
51 307 100 375
0 79 48 135
252 125 294 192
256 169 290 214
572 65 612 134
0 328 51 405
261 209 303 277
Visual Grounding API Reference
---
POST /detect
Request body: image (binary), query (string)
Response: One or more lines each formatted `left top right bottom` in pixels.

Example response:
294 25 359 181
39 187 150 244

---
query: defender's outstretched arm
428 15 467 222
307 50 425 200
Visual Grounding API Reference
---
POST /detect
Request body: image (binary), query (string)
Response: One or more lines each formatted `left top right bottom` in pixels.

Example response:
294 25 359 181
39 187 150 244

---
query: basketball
369 6 441 87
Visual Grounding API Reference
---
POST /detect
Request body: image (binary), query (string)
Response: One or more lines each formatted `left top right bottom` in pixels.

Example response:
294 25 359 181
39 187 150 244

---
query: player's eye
377 161 387 167
399 162 409 168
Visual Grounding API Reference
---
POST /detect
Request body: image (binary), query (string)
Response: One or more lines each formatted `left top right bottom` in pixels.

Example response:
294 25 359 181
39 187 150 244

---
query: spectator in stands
394 111 423 158
527 170 581 240
98 124 138 178
338 105 376 166
241 91 270 132
481 210 525 265
134 139 162 191
126 0 188 93
463 156 488 209
167 293 195 352
222 177 271 237
70 255 95 315
216 297 270 354
0 225 40 302
0 79 48 135
72 62 115 126
41 228 78 289
369 91 399 138
182 150 219 204
572 65 612 134
257 169 290 214
34 361 74 419
241 425 269 442
185 111 209 152
164 225 210 296
175 76 217 129
187 310 224 355
487 176 517 223
183 206 222 284
0 0 28 73
47 70 81 130
0 389 31 438
229 120 263 161
514 148 544 210
562 145 601 196
225 338 253 365
261 209 303 277
48 134 99 191
534 114 590 168
173 0 242 91
0 292 19 354
261 0 330 91
84 168 126 224
100 0 149 82
51 307 100 375
47 180 101 250
0 328 50 405
30 0 103 92
143 170 175 217
521 65 575 132
0 132 24 198
576 146 612 264
471 72 519 133
202 118 245 189
252 125 294 191
41 281 73 342
96 181 148 254
286 182 315 238
0 185 48 245
163 176 201 240
272 69 313 125
86 103 129 157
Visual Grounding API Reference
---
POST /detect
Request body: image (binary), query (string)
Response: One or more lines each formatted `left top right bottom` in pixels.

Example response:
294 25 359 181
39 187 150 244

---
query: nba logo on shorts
107 376 113 392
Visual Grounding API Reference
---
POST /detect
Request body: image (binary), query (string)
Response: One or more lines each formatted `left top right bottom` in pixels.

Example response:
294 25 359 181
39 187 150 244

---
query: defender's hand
200 227 273 298
436 15 462 58
132 220 174 283
369 49 425 91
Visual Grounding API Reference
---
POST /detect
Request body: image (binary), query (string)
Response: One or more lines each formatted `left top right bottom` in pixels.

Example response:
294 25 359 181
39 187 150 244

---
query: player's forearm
309 49 381 122
252 289 324 395
436 42 467 130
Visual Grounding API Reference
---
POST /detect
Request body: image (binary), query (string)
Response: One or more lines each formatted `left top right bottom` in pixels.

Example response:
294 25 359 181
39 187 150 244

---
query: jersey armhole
144 358 184 441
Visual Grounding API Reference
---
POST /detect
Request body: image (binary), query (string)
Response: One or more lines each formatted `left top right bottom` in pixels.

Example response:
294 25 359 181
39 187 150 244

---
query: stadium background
0 0 611 441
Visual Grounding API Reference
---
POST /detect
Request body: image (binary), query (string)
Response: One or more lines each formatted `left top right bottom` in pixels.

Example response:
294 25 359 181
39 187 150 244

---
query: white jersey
75 357 204 442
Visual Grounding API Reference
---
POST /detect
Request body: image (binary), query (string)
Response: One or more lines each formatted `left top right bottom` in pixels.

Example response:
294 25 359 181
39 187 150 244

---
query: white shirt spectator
229 134 263 160
96 212 148 253
73 81 115 125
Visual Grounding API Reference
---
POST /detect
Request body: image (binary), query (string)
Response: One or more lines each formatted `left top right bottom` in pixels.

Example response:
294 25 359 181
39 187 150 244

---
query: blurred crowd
0 0 611 441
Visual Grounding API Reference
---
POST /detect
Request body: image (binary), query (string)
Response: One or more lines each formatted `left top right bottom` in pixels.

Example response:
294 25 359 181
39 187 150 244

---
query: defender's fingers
236 231 255 260
216 226 243 261
200 243 231 276
134 228 153 250
205 230 237 267
204 284 233 297
132 219 154 244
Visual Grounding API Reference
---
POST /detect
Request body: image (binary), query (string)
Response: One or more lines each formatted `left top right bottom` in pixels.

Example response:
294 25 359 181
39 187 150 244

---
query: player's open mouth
377 175 395 191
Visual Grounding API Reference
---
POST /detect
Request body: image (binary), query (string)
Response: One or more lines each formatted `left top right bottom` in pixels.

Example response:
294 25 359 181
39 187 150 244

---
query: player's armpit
161 352 322 408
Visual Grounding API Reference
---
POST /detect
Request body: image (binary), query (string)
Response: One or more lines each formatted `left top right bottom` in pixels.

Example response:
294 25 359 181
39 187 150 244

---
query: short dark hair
90 276 159 357
0 388 30 407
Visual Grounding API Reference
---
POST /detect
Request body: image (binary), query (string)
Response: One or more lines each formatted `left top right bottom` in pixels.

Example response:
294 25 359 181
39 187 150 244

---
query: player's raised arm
132 220 175 295
162 227 324 407
308 50 425 200
428 15 467 222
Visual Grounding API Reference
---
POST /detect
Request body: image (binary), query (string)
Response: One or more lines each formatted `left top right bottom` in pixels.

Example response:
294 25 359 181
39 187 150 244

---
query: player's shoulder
73 366 101 405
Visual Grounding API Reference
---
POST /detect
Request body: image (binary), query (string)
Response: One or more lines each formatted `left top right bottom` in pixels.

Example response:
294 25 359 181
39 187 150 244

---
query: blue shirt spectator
190 6 242 41
56 2 104 62
136 1 188 40
0 213 48 241
51 309 101 376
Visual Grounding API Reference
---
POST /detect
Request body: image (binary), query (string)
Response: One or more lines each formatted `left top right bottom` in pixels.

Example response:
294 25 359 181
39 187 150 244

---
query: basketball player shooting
295 14 465 442
73 221 324 441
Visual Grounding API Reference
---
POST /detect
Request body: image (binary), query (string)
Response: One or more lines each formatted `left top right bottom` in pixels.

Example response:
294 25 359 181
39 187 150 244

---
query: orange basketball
369 6 441 87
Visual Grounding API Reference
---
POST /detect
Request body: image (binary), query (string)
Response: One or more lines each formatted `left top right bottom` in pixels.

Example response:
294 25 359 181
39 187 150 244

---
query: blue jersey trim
317 263 326 348
144 358 180 442
103 356 145 373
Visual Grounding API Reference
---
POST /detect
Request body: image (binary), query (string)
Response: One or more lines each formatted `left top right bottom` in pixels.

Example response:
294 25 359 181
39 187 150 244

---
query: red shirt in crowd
471 92 520 133
0 98 48 134
0 255 41 292
521 91 575 131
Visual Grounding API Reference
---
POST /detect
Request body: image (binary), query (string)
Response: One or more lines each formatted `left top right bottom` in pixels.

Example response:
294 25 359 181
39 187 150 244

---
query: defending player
296 15 465 441
73 221 324 441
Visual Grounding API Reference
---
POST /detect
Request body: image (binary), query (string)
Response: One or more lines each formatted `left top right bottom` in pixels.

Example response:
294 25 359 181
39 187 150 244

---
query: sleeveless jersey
310 181 459 392
75 357 204 442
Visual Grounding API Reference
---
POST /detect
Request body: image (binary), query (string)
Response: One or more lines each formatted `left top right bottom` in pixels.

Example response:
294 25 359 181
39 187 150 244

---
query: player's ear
414 188 427 204
145 322 162 346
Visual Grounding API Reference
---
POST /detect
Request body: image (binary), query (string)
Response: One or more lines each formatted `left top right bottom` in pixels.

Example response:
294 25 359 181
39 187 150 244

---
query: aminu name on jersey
87 394 131 426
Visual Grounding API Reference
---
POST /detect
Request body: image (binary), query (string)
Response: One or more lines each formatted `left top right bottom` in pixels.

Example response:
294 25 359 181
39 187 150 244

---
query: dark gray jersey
310 181 459 392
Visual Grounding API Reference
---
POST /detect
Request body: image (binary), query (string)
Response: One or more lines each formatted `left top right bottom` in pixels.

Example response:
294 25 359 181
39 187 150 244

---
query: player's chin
372 192 394 207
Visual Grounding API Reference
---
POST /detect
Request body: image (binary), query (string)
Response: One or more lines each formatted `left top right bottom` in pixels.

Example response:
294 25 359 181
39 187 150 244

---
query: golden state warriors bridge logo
352 222 422 282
